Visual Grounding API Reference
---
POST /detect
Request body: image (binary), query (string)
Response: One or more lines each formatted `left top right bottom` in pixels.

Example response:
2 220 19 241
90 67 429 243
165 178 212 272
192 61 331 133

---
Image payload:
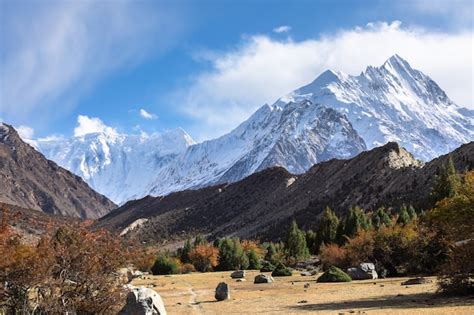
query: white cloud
73 115 117 137
177 21 473 141
1 1 183 125
139 109 158 120
273 25 291 33
17 125 35 139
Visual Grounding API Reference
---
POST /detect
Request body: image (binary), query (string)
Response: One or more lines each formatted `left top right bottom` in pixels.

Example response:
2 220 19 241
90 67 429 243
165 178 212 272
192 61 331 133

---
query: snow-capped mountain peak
34 55 473 203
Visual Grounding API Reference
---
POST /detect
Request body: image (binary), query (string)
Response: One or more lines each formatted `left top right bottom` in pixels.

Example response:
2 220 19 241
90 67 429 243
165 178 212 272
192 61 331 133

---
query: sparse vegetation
317 266 352 283
271 262 292 277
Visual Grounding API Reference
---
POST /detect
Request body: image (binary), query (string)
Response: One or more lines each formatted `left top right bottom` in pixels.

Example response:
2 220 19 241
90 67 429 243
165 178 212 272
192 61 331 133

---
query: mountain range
31 55 474 204
96 141 474 243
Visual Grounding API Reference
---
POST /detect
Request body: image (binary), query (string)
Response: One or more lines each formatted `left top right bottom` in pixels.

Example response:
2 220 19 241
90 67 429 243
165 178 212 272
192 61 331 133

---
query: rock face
230 270 245 279
347 263 378 280
215 282 230 301
96 141 474 243
254 274 274 284
119 286 167 315
0 124 115 218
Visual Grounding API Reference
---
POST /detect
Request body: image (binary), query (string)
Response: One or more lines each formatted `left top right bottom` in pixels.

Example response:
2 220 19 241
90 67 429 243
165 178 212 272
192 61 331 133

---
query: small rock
298 300 308 304
300 271 312 276
230 270 245 279
254 274 274 284
380 285 384 287
215 282 230 301
304 283 310 289
401 277 432 285
236 279 246 282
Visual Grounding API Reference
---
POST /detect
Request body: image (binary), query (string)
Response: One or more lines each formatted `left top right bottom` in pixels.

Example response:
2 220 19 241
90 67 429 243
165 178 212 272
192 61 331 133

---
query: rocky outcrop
119 286 167 315
347 263 378 280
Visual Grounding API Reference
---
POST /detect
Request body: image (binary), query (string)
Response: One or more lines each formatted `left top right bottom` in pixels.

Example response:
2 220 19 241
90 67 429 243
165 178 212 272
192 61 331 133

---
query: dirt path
132 271 474 314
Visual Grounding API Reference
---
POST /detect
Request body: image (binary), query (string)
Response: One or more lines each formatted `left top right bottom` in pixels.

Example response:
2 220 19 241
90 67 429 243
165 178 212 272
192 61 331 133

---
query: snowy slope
145 101 366 197
282 55 473 160
35 129 195 203
35 55 474 203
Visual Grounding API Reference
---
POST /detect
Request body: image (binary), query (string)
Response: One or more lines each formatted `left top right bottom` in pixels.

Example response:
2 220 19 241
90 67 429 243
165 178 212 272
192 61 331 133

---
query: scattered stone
215 282 230 301
401 277 432 285
230 270 245 279
254 274 274 284
298 300 308 304
119 286 167 315
346 263 378 280
304 283 310 289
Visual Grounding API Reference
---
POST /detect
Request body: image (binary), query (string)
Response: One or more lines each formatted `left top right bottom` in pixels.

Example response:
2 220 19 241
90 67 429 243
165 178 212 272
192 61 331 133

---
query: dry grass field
131 270 474 314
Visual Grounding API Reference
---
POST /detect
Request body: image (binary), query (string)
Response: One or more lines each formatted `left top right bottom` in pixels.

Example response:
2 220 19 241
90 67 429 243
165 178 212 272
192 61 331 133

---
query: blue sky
1 0 473 141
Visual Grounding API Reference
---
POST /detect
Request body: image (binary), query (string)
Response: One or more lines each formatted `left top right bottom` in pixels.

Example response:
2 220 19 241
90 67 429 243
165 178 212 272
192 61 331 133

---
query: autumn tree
428 171 474 294
189 244 219 272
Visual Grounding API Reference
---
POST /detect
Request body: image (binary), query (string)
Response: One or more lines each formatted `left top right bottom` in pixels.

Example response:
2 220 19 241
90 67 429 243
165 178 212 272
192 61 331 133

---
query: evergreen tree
343 206 368 238
180 238 192 263
397 205 410 226
305 230 318 254
217 237 248 270
317 207 339 244
431 156 461 203
194 235 207 247
285 220 310 260
372 207 392 230
247 249 261 270
407 205 417 221
265 243 277 263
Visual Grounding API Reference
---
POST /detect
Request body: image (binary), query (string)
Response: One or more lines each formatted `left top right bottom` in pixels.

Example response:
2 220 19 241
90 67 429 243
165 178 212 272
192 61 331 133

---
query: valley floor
131 271 473 314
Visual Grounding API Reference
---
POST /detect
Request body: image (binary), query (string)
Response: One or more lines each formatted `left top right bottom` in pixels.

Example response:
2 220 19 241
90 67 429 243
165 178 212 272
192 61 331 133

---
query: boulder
401 277 432 285
254 274 274 284
215 282 230 301
300 271 312 276
119 286 167 315
230 270 245 279
347 263 378 280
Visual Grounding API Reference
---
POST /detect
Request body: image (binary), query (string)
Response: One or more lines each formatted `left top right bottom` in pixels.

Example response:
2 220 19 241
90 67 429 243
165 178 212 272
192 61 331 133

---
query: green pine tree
285 220 310 260
397 205 410 226
314 207 339 252
180 238 192 263
247 249 261 270
431 155 461 203
407 205 417 221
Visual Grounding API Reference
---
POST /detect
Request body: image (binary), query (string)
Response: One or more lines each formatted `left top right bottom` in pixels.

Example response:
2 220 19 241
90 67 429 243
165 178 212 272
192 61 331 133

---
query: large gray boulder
119 286 167 315
254 274 274 284
215 282 230 301
230 270 245 279
347 263 378 280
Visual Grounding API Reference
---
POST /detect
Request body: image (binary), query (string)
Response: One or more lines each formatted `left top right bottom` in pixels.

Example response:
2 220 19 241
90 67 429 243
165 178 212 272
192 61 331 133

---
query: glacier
34 55 474 204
